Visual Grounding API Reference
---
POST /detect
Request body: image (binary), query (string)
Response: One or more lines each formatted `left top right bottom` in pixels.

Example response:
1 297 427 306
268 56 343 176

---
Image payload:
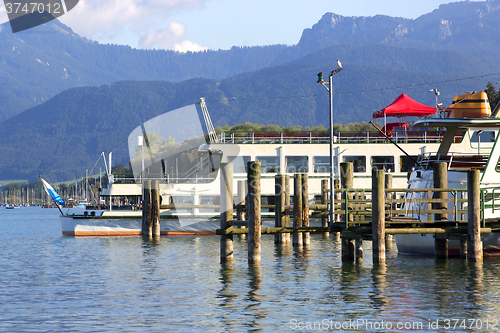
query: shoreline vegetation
2 83 499 201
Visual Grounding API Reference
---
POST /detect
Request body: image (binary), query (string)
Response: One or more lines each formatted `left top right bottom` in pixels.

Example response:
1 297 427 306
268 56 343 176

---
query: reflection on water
245 264 264 331
370 263 388 310
1 209 500 332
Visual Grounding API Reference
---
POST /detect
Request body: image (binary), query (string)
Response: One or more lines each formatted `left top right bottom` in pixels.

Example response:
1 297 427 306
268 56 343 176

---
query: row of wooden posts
333 162 485 262
141 161 486 264
219 161 336 263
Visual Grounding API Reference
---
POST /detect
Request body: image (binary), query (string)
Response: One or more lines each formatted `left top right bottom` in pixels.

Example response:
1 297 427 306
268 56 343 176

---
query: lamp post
317 63 343 229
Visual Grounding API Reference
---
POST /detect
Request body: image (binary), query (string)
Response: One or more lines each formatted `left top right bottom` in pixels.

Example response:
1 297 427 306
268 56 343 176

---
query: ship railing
418 152 489 170
217 130 447 144
112 175 216 184
182 154 212 179
401 186 500 226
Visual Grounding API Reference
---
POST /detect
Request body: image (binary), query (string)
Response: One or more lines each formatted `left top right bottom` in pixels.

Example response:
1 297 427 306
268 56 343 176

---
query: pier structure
212 161 499 264
142 179 161 238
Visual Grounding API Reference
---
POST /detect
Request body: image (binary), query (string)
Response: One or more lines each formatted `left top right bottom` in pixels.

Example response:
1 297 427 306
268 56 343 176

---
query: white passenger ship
60 92 496 236
396 117 500 256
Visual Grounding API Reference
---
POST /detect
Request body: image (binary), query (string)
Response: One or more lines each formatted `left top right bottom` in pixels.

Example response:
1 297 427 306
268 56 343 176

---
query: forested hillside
2 0 500 122
0 56 498 182
3 0 500 182
0 20 292 121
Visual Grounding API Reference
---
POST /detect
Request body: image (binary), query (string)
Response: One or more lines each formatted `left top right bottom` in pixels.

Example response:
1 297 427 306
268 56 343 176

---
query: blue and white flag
39 176 65 207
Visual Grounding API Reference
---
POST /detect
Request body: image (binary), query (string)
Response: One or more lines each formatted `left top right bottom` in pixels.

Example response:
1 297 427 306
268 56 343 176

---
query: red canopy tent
373 93 436 135
373 93 436 118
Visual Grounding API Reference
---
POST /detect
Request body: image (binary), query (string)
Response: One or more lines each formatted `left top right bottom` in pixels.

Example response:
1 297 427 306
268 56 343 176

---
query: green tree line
485 82 500 111
215 121 379 135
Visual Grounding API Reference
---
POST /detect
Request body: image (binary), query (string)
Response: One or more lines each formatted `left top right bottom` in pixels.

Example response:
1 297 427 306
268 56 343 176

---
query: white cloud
173 40 210 53
58 0 207 45
139 22 209 52
0 5 7 23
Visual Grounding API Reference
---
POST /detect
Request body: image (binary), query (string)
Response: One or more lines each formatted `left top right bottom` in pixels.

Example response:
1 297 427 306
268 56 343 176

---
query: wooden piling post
142 180 152 237
433 162 448 221
237 180 246 222
248 161 261 264
384 173 392 190
220 163 234 262
334 179 340 222
293 174 303 247
283 175 291 244
467 169 483 261
355 238 363 263
333 179 341 239
340 163 355 261
433 162 448 257
340 162 353 189
151 180 161 237
385 235 393 251
341 237 355 262
275 174 286 244
340 162 353 224
301 174 310 247
460 236 468 259
321 179 329 237
384 173 394 248
372 169 386 263
435 235 448 260
385 173 394 215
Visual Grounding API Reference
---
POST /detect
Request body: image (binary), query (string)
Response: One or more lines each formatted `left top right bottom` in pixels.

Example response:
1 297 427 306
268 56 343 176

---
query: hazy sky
1 0 461 51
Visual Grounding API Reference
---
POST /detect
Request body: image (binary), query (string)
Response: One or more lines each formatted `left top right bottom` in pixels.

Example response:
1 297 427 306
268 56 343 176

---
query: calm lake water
1 207 500 332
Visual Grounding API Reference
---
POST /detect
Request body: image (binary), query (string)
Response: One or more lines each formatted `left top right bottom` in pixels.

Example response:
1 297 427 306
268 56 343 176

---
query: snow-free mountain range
2 0 500 181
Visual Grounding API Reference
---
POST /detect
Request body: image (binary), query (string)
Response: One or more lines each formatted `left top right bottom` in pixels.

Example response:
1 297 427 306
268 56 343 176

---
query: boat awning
101 183 142 196
373 93 436 118
414 118 500 157
413 118 500 129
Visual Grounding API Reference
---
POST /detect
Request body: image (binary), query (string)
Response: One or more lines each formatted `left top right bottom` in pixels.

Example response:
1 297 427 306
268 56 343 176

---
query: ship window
256 156 280 173
169 195 194 212
400 155 419 172
228 155 251 173
200 195 220 213
285 156 308 173
313 156 337 173
170 195 193 204
343 156 366 173
471 130 496 143
371 156 395 173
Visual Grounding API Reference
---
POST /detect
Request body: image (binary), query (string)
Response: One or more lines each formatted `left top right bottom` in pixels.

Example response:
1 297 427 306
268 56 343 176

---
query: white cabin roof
414 118 500 130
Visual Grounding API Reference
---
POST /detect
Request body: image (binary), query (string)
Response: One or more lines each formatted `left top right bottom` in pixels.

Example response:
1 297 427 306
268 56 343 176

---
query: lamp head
317 72 324 83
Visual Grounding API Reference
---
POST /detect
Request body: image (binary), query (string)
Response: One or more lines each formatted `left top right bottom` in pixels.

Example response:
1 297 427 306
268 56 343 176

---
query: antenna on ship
200 98 219 143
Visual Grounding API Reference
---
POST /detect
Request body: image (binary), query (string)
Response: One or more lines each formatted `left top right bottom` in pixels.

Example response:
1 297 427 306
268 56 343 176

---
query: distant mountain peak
0 18 77 36
48 19 75 34
297 0 500 52
297 12 410 50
